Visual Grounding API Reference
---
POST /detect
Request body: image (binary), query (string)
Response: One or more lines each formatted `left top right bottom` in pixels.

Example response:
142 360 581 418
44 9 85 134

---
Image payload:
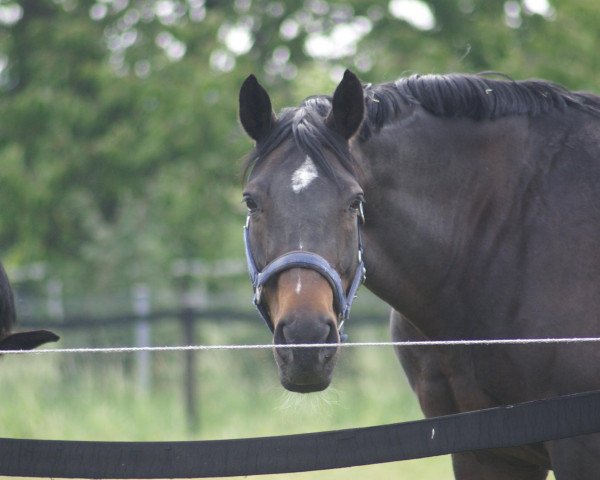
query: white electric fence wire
2 337 600 355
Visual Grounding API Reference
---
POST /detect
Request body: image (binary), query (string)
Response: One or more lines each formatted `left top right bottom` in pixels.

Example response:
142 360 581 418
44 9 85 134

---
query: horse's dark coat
239 71 600 478
0 263 59 351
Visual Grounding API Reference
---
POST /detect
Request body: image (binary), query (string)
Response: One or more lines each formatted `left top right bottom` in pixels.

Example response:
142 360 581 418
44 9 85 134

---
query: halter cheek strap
243 214 366 338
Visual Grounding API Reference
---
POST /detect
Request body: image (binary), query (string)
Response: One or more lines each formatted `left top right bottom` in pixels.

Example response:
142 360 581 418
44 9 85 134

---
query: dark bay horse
0 263 59 351
239 70 600 478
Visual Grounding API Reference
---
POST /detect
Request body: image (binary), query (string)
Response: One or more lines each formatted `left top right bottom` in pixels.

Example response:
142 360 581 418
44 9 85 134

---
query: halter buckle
358 202 365 224
253 284 263 305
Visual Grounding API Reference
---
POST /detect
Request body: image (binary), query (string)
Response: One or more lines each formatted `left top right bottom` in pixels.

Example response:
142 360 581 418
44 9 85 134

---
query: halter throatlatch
243 208 366 339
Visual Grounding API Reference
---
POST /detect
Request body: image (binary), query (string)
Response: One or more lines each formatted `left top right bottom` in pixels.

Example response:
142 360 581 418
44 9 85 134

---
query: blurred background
1 0 597 478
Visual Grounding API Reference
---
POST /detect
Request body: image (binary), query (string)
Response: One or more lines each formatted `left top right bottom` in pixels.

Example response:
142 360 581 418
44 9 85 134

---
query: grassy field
0 320 553 479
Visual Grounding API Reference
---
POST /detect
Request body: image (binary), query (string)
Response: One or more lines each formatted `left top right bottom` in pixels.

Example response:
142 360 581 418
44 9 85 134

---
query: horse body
358 100 600 395
358 102 600 477
239 71 600 478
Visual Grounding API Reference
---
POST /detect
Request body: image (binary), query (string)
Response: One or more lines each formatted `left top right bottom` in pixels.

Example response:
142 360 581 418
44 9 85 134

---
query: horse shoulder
390 309 496 416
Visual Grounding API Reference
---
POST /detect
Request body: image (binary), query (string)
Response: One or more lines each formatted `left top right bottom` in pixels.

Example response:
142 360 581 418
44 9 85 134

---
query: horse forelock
242 96 358 185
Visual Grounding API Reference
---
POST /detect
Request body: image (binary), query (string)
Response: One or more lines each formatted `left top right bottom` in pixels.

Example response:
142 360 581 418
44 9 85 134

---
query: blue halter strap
243 209 366 338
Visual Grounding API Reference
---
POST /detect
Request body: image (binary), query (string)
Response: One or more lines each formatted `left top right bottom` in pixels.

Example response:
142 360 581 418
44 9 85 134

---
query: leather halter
243 205 366 338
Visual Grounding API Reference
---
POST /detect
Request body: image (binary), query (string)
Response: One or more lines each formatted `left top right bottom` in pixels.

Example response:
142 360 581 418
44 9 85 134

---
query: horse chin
280 377 331 393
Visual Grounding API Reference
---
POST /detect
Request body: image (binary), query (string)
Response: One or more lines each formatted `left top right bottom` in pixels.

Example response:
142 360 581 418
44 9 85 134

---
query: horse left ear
327 69 365 140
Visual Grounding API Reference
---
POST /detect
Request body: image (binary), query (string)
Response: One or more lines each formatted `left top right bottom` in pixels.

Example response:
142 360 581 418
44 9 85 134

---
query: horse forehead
290 156 319 193
248 141 356 202
256 150 324 192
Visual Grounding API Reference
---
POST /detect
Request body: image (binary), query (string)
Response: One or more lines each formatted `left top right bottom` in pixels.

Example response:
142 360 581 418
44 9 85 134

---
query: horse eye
244 197 258 212
349 197 363 211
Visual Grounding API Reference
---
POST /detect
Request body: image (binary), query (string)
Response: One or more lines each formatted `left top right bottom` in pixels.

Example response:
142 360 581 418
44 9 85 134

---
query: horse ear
239 74 276 142
0 330 59 351
327 69 365 140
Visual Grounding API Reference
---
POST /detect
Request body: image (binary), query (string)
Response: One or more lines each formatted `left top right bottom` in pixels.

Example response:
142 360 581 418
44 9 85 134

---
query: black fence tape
1 389 599 478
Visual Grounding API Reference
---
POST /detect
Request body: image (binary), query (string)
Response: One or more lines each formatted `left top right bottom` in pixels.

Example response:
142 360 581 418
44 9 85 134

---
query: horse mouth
274 345 339 393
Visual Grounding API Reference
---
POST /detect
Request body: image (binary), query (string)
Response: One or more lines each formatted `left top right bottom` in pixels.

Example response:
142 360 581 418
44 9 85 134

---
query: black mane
244 73 600 177
362 74 600 139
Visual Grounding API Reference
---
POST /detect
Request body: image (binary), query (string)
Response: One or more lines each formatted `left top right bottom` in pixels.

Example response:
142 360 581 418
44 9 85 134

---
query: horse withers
238 70 600 478
0 263 59 351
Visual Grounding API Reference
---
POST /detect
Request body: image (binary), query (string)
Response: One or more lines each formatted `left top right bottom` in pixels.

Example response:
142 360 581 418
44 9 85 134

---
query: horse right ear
326 69 364 140
239 74 276 142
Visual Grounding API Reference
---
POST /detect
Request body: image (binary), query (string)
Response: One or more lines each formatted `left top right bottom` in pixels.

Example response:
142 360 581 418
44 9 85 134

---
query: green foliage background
1 0 599 293
0 1 593 478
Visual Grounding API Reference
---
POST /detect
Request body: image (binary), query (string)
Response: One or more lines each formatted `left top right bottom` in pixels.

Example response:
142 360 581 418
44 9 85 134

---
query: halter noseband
243 206 366 338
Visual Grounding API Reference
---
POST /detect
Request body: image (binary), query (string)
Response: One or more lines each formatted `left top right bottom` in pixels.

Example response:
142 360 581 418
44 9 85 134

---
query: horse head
0 263 59 352
239 71 366 392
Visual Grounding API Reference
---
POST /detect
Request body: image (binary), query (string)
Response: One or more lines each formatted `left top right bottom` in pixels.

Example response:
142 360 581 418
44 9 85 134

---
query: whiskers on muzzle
276 385 342 412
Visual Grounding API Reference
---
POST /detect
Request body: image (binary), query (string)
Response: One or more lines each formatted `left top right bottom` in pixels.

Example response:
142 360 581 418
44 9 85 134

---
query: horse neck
354 112 533 337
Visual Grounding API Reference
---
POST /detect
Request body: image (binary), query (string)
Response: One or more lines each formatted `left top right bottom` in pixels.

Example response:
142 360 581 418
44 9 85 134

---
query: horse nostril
276 343 293 363
325 319 339 344
272 313 341 388
274 320 287 345
319 319 339 363
274 320 293 363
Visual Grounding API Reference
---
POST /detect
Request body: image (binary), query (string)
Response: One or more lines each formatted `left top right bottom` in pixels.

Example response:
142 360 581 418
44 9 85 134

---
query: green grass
0 321 553 479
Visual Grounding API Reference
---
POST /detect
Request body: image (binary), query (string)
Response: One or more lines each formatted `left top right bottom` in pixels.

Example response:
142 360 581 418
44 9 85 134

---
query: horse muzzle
265 268 340 393
243 213 366 392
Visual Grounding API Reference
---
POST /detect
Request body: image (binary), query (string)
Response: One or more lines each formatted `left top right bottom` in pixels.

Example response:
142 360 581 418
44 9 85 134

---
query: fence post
133 284 152 392
181 303 199 432
176 273 200 432
46 278 64 320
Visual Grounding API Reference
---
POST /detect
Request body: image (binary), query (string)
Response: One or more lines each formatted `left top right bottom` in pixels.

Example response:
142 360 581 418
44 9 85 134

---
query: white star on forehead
291 156 318 193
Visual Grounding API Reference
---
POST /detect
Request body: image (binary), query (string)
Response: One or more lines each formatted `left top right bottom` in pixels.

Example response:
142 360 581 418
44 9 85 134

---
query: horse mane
243 73 600 178
361 73 600 140
0 263 16 337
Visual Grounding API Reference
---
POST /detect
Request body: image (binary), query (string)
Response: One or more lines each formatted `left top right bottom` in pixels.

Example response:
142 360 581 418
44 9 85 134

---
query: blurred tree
0 0 251 290
0 0 598 293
